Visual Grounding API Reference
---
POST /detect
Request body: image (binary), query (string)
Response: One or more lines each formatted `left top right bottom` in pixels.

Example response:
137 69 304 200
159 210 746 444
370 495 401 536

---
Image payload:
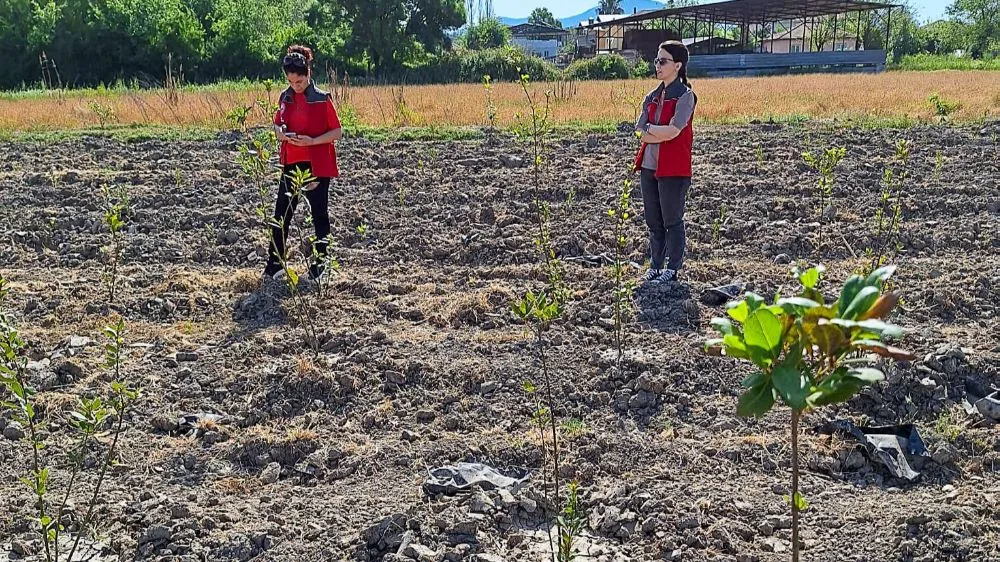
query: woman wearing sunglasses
264 44 344 281
634 40 697 285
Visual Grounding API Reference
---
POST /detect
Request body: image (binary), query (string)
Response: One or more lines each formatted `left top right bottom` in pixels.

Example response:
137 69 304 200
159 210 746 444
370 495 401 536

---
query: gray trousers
640 169 691 272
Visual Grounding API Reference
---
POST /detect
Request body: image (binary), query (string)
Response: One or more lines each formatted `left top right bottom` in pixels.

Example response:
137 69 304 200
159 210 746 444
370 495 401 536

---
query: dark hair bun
287 45 313 63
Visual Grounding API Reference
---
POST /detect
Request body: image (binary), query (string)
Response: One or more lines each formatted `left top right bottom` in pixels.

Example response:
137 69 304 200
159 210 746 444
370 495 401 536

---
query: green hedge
890 53 1000 71
401 47 560 84
564 54 633 80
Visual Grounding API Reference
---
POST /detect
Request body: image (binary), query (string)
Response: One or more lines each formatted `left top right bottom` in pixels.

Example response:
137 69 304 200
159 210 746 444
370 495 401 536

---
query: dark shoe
308 262 326 281
263 262 282 279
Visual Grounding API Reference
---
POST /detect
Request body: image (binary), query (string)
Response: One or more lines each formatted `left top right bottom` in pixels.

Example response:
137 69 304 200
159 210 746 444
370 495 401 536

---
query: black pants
640 169 690 272
267 163 332 268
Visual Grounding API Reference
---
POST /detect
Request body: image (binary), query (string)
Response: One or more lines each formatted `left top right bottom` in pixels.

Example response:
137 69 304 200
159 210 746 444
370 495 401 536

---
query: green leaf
838 275 865 317
722 334 750 360
797 266 825 289
810 323 847 356
864 265 896 288
843 286 880 320
793 492 810 512
778 297 821 308
831 318 904 339
746 345 775 370
726 300 749 323
745 293 767 313
737 382 776 418
741 371 767 389
807 370 861 406
845 367 885 384
744 309 782 358
771 362 811 410
710 318 735 336
778 297 821 317
286 269 299 288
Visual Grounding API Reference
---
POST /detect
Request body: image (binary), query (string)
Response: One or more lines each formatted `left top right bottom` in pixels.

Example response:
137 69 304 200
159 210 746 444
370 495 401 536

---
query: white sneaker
655 269 678 283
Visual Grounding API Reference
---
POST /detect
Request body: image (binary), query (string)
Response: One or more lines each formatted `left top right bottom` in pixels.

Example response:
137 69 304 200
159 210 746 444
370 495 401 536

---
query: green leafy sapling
88 101 115 130
1 305 138 562
483 74 498 132
0 311 49 559
706 265 913 562
557 481 585 562
711 204 728 248
239 129 279 245
928 93 960 123
66 318 138 561
802 147 846 252
513 290 565 562
101 184 127 306
356 223 370 241
270 167 321 355
868 140 910 274
515 73 569 306
311 234 341 298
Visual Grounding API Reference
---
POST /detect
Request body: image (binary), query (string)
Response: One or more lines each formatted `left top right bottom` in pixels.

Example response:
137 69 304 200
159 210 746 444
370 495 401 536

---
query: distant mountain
499 0 669 28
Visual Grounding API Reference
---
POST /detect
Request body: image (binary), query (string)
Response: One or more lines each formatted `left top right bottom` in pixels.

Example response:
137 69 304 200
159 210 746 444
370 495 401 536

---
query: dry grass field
1 70 998 132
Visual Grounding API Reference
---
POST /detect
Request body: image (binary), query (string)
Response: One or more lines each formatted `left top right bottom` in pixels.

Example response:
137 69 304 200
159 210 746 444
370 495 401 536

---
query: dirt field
1 122 999 562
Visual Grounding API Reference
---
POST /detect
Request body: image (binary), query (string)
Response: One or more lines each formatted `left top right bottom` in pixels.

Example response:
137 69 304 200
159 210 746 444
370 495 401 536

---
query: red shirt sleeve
326 99 341 130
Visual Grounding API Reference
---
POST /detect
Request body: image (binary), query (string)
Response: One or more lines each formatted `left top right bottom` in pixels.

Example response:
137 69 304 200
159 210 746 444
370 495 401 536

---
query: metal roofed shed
578 0 898 76
509 23 570 61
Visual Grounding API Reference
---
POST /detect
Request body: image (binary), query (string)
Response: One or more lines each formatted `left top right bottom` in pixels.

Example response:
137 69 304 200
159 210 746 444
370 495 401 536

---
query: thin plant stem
68 387 127 561
26 400 52 562
537 324 561 562
791 409 801 562
53 437 90 561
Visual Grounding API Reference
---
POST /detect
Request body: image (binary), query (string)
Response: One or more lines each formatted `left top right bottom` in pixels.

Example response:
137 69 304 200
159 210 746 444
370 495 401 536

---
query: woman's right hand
274 125 292 143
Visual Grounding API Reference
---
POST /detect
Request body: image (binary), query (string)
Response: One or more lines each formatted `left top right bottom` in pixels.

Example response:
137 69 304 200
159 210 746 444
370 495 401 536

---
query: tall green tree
464 17 510 50
919 19 968 54
0 0 36 87
528 7 560 28
206 0 304 78
947 0 1000 57
340 0 464 72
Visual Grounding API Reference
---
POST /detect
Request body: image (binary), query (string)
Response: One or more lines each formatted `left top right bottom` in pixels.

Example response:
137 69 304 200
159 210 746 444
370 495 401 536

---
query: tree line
0 0 996 90
0 0 465 89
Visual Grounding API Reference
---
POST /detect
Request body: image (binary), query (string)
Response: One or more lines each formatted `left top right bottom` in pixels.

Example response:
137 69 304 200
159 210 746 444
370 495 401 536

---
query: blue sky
497 0 952 23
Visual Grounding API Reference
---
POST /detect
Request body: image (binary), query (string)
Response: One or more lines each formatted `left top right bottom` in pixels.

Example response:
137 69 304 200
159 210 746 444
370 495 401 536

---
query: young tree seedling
868 140 910 274
101 184 127 307
802 147 846 253
706 265 913 562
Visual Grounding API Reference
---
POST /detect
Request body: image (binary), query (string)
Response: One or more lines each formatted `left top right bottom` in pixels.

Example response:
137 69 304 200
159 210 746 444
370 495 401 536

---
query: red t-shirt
274 92 342 174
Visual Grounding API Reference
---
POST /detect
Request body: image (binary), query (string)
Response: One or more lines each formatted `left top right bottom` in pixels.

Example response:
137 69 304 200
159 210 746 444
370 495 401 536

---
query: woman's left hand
287 135 315 146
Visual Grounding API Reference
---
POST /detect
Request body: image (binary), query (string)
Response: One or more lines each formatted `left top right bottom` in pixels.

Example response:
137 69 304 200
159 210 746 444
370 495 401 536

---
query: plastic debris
815 420 929 481
423 463 529 495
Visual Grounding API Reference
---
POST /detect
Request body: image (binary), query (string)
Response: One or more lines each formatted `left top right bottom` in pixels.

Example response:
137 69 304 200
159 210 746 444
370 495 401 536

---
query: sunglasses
653 57 676 66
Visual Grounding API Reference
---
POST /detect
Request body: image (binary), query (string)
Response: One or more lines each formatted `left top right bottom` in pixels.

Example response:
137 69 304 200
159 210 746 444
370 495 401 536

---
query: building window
790 44 802 53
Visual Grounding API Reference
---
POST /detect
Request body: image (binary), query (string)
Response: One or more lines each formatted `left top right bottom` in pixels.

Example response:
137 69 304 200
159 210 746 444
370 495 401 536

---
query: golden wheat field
1 70 998 132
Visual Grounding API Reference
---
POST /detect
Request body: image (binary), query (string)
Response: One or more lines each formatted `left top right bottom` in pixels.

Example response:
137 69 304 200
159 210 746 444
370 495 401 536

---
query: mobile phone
285 132 298 139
